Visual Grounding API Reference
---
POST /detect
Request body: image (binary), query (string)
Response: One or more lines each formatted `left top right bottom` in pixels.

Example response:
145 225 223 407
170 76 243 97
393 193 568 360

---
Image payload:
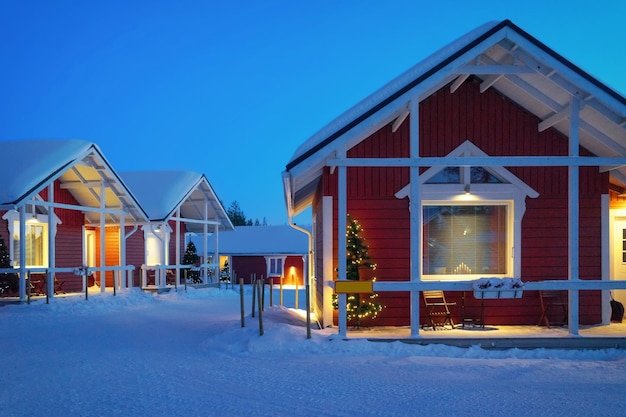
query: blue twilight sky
1 1 625 225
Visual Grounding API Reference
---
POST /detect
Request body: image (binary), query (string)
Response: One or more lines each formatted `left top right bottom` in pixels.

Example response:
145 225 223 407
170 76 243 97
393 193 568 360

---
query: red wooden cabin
119 171 234 289
282 20 626 337
0 140 148 299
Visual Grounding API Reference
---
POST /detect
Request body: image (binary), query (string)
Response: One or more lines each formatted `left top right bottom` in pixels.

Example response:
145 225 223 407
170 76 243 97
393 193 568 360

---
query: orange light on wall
289 266 296 284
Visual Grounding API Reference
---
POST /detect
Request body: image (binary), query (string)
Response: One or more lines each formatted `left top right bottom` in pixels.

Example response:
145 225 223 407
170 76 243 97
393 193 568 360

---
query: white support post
100 181 106 293
19 206 26 300
337 148 348 338
175 208 180 286
161 221 168 288
322 196 334 328
119 214 125 289
409 98 421 337
568 95 581 335
203 200 208 283
47 184 55 297
214 222 219 284
601 194 610 325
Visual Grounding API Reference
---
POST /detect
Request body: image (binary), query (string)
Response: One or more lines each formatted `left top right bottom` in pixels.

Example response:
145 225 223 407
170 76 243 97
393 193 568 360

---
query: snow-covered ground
2 287 626 417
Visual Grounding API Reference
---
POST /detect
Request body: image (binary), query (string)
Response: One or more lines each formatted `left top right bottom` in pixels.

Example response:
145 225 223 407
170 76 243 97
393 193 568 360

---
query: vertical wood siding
231 256 268 284
318 78 606 326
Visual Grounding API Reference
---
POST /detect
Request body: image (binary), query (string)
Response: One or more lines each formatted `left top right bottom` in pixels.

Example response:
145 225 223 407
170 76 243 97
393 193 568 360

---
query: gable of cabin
313 77 607 326
1 179 88 292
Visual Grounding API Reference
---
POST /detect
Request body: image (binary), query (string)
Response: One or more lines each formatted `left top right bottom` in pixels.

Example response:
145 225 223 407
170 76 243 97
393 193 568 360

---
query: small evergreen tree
333 215 384 327
227 201 248 226
182 241 201 283
0 237 17 294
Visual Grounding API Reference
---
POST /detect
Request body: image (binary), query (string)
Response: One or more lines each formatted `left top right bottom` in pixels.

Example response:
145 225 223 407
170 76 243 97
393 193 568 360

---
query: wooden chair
423 290 456 330
54 278 66 294
538 290 568 327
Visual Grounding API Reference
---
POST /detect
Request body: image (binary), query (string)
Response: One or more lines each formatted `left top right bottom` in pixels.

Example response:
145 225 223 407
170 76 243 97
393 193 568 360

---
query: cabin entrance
610 214 626 312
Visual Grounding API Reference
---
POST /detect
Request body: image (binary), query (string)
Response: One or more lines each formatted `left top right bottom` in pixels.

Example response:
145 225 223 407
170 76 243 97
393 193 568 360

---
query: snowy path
1 288 626 416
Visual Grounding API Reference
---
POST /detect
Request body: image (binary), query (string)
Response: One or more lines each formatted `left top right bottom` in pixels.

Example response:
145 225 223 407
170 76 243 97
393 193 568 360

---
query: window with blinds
423 205 507 275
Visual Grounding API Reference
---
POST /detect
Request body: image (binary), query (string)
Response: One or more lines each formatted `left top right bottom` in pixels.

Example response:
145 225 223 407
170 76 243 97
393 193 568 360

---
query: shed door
611 217 626 308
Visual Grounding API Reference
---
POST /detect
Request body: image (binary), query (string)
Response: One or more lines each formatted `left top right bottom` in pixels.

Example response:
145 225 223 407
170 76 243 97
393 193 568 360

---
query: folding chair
54 278 66 294
423 290 456 330
538 290 568 327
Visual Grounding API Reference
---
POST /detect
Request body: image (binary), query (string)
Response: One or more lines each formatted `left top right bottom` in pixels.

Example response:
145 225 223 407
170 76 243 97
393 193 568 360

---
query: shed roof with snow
199 225 308 256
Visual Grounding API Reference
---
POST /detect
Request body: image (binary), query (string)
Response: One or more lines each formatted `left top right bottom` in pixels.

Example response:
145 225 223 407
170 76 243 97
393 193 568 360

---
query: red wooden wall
231 255 304 285
317 78 606 326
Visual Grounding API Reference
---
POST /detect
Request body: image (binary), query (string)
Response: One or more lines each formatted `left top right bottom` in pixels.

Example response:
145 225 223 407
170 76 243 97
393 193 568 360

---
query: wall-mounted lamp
464 184 471 194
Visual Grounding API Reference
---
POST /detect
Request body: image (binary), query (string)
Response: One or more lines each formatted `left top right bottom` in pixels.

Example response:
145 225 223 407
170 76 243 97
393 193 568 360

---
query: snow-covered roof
283 19 626 216
0 139 148 224
194 225 309 255
120 170 234 232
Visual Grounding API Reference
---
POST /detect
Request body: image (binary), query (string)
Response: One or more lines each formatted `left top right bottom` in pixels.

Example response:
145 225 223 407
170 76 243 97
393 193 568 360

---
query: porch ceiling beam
538 105 572 132
23 199 130 215
455 64 534 75
178 217 220 225
510 47 624 122
579 119 626 156
449 74 470 93
479 74 502 93
60 180 110 189
70 166 105 204
496 73 626 153
511 48 582 96
391 107 410 132
326 155 626 168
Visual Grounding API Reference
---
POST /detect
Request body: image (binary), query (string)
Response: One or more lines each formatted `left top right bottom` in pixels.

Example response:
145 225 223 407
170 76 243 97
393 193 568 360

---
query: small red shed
194 225 309 286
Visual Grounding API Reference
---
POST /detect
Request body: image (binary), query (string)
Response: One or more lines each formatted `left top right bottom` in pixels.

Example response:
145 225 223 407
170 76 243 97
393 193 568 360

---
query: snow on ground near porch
2 287 626 417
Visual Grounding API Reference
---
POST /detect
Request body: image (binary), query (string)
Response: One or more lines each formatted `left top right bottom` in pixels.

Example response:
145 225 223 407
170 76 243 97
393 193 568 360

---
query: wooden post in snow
239 278 245 328
257 278 264 336
269 278 273 307
306 278 311 339
251 274 256 318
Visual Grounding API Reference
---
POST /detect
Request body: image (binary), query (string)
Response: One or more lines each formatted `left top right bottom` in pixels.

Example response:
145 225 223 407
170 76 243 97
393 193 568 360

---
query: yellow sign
334 281 373 294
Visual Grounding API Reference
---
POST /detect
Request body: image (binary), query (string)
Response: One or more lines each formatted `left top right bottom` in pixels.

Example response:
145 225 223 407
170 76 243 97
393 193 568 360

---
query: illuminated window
423 205 507 275
394 141 539 280
10 221 49 268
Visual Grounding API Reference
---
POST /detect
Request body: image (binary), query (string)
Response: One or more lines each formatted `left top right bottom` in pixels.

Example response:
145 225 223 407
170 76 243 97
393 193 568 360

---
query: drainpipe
288 217 313 296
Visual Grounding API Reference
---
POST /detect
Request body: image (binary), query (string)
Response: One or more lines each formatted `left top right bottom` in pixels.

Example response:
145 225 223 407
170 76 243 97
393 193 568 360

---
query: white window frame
395 141 539 281
2 209 60 268
265 256 286 277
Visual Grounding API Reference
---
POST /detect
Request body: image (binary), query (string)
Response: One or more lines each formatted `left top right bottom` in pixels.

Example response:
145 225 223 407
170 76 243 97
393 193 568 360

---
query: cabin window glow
423 205 507 275
12 221 48 267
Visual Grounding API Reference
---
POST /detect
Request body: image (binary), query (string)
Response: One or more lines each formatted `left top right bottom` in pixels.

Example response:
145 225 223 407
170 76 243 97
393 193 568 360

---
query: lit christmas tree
0 237 18 294
333 215 384 327
182 241 201 283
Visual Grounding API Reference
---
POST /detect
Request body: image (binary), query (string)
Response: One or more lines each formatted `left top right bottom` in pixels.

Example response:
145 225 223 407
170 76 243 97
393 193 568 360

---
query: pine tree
182 241 201 283
0 237 17 294
226 201 248 226
333 215 384 327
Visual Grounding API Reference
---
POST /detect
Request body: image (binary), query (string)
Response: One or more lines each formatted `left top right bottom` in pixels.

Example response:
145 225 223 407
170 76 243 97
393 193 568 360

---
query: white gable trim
395 140 539 200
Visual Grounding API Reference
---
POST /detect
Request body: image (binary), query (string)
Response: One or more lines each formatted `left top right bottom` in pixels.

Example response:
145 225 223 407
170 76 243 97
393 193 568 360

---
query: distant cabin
192 225 309 285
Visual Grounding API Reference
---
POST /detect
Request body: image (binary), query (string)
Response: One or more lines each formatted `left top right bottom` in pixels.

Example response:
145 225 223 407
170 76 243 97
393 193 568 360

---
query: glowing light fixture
464 184 471 194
